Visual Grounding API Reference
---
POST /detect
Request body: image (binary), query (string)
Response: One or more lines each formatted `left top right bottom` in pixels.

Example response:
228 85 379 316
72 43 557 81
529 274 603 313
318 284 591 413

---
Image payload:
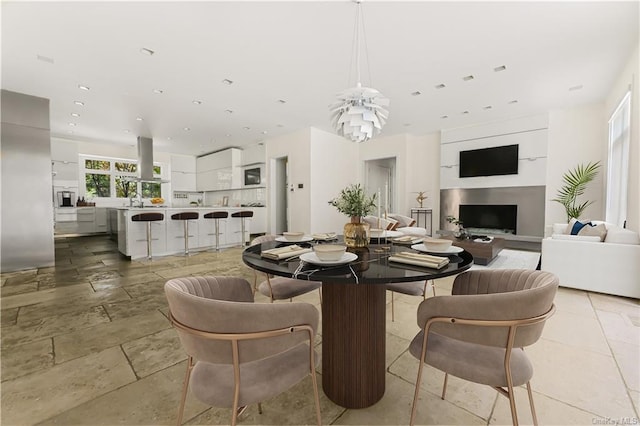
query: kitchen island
115 206 265 259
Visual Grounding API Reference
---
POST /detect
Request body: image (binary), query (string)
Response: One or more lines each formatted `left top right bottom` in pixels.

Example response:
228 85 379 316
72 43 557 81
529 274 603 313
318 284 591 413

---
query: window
606 91 631 227
81 155 164 199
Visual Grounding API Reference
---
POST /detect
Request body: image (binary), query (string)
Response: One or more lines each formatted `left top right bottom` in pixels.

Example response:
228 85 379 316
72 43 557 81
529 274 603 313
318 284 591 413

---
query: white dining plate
410 244 464 255
275 236 314 243
299 252 358 266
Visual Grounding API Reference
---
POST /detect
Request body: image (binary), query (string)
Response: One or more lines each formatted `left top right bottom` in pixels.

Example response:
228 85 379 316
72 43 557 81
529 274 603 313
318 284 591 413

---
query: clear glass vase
343 217 370 248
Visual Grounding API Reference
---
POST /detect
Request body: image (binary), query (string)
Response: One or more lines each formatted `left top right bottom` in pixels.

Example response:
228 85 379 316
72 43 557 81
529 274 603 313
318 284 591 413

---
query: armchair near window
164 276 322 426
408 269 558 426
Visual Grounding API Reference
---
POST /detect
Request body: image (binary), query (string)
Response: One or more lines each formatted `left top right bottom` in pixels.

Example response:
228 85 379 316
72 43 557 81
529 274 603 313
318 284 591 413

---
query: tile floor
1 235 638 425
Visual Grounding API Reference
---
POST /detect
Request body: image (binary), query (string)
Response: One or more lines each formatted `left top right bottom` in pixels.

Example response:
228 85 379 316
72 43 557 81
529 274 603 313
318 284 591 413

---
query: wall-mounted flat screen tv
244 167 261 185
459 144 519 178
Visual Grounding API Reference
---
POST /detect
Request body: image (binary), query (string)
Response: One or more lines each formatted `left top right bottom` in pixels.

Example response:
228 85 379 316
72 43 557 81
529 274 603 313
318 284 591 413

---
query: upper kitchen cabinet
51 139 79 182
241 144 265 166
196 148 242 191
171 154 196 192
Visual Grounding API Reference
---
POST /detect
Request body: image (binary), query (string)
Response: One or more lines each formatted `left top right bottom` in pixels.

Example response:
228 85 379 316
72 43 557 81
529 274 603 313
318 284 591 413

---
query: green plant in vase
446 215 468 239
329 184 377 247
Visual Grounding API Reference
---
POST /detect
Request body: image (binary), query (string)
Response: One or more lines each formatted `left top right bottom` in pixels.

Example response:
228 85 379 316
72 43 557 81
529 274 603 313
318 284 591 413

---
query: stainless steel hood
134 136 168 183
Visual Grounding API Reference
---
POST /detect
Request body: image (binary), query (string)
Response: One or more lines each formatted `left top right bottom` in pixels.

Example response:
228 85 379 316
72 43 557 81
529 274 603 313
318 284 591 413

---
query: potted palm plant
329 184 377 247
552 161 601 222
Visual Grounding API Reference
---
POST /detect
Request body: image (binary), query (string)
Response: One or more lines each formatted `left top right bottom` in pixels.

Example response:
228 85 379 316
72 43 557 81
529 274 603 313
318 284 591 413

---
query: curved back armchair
165 276 321 426
250 235 322 303
409 269 558 426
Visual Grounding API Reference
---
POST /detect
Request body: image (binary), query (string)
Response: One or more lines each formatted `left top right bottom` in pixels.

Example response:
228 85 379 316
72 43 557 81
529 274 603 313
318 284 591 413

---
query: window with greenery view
81 155 164 199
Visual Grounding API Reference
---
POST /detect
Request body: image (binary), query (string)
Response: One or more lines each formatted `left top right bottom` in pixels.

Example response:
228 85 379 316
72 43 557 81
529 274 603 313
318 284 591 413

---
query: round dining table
242 238 473 409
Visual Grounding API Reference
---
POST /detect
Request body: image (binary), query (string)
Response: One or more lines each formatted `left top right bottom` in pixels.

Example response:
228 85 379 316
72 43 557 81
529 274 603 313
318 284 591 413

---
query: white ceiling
2 1 638 156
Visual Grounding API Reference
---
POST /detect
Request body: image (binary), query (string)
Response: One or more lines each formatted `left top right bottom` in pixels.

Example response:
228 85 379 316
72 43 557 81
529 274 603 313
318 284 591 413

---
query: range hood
134 136 169 183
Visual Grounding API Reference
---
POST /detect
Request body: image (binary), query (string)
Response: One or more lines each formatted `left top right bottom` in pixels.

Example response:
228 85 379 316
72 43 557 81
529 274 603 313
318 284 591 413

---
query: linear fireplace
459 204 517 235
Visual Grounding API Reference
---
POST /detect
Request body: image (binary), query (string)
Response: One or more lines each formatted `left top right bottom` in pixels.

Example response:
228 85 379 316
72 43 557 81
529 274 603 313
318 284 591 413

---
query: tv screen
244 168 261 185
459 204 517 233
459 144 519 178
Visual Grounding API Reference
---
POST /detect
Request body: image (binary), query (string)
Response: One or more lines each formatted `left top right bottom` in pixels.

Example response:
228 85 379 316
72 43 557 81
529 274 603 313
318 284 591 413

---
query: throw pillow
567 218 594 235
577 223 607 241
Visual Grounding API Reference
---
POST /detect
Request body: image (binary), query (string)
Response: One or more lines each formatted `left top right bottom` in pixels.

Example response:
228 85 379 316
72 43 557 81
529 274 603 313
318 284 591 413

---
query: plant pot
344 217 370 248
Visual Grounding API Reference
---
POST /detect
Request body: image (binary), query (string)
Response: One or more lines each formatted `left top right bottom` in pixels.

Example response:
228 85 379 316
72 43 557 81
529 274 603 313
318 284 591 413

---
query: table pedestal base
321 281 386 408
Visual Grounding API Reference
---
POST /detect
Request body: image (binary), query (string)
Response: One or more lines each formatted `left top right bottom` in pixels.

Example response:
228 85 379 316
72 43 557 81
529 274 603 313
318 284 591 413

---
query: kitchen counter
115 206 266 259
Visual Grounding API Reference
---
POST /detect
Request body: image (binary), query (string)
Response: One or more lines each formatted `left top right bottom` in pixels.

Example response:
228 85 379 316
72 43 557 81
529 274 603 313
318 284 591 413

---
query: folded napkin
392 235 423 244
261 245 312 260
312 232 337 241
389 251 450 269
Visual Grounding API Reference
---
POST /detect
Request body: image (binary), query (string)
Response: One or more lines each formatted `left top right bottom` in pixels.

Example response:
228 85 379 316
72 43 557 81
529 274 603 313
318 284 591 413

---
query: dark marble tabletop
242 237 473 284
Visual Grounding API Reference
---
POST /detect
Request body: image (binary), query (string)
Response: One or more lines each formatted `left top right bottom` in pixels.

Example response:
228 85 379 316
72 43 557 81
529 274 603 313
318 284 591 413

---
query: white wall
546 103 606 228
605 44 639 232
310 128 358 233
406 133 441 231
440 114 549 190
265 128 312 233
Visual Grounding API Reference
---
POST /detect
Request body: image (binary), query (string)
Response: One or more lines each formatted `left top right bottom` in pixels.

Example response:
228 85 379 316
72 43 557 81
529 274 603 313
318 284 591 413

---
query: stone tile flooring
1 235 638 425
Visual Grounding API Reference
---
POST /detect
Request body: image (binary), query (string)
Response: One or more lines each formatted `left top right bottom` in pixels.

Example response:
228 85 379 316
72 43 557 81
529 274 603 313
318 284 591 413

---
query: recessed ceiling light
78 85 90 91
411 91 421 96
435 84 446 89
225 109 233 114
276 124 284 128
222 79 234 85
71 113 80 117
167 137 172 140
483 105 492 110
183 127 190 131
569 85 583 91
139 47 155 56
225 133 231 137
403 123 411 127
440 115 449 119
153 89 163 94
136 117 143 121
493 65 507 72
74 100 84 106
508 100 518 104
463 75 474 81
36 54 54 64
68 122 77 126
124 129 130 133
243 127 250 131
192 100 202 105
462 110 469 114
277 99 286 104
261 130 268 134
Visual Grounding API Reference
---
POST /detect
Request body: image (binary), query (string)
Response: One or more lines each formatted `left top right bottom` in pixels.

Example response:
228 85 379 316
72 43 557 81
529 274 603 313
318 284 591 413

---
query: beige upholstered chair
386 280 435 321
409 269 558 426
164 276 321 426
250 235 322 303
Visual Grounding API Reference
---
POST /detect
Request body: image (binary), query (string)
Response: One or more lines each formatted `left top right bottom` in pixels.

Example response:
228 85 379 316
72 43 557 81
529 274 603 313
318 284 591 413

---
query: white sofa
363 214 429 237
541 221 640 299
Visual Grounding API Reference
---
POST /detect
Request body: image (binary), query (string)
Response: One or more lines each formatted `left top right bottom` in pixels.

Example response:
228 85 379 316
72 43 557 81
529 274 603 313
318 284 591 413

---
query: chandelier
329 1 389 143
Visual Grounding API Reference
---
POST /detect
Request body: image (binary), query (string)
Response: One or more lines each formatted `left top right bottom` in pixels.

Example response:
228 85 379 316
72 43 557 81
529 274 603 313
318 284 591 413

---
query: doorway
274 157 288 234
365 157 396 215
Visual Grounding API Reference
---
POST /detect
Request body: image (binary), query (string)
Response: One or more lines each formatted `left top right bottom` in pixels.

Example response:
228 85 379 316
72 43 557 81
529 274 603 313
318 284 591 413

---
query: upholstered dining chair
164 276 322 426
250 235 322 304
386 280 436 321
408 269 558 426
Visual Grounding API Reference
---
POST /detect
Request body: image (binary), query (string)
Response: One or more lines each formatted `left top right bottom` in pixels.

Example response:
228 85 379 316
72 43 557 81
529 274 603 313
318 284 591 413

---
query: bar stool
131 212 164 260
231 210 253 247
204 211 228 251
171 212 199 255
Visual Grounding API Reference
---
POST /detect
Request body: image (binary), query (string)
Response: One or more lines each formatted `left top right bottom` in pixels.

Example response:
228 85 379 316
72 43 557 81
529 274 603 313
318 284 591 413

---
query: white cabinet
166 215 200 253
52 161 79 181
76 207 96 234
196 148 242 191
250 208 267 234
171 155 197 191
95 208 108 233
